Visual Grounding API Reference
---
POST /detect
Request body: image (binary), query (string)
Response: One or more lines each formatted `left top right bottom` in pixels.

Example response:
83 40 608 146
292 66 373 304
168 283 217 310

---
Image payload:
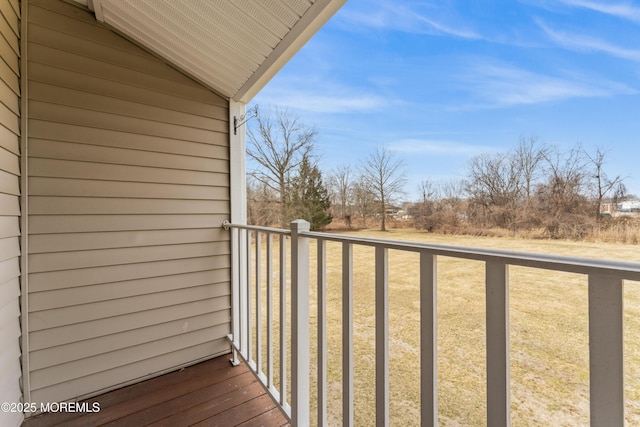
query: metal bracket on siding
233 105 258 135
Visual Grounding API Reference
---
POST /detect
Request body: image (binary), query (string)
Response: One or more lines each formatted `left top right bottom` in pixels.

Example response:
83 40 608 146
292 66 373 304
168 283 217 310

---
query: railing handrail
223 220 291 235
224 220 636 426
302 230 640 281
223 221 640 280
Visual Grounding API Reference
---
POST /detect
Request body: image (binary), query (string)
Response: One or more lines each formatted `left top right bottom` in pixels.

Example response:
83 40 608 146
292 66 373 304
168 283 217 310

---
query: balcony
224 220 640 426
21 356 289 427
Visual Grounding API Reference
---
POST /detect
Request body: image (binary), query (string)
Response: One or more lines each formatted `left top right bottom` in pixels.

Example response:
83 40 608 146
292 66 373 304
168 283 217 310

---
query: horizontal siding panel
29 241 230 273
0 169 19 195
27 43 225 106
0 55 20 96
29 139 229 173
0 122 18 154
29 228 228 254
31 325 230 391
0 78 18 113
0 98 18 134
29 158 228 186
30 298 230 351
29 62 228 119
0 56 19 97
28 20 202 86
0 277 18 309
30 310 230 370
0 30 17 74
0 257 19 284
28 14 203 86
0 291 18 328
29 81 224 130
0 215 18 239
0 146 18 174
29 214 228 234
29 177 228 200
0 193 18 215
30 283 229 330
28 197 229 215
0 319 20 374
0 14 18 57
29 0 158 57
28 255 230 292
29 100 226 141
30 270 230 311
0 0 18 36
29 119 229 155
30 339 230 405
0 236 18 262
25 0 233 404
0 0 20 421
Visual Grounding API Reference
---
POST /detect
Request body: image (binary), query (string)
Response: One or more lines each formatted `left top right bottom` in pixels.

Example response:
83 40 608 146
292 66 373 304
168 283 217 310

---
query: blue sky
250 0 640 200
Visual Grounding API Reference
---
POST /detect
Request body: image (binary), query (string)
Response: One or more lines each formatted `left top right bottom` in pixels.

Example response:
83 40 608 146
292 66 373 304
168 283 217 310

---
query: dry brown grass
251 228 640 426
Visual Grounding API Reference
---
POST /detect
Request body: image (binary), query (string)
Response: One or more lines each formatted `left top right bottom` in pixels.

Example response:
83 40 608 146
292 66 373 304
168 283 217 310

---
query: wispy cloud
388 139 491 156
458 61 636 108
338 0 481 39
559 0 640 23
537 19 640 61
255 85 390 114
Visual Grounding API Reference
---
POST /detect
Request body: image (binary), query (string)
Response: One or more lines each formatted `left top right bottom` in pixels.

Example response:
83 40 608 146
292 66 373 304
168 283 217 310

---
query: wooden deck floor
22 355 290 427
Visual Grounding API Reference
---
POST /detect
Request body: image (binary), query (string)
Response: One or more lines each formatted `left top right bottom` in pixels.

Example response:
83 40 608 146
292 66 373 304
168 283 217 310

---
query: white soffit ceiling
80 0 346 103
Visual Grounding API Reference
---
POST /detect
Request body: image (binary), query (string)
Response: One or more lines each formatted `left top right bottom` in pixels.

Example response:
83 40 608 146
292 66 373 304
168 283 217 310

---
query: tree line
247 106 631 239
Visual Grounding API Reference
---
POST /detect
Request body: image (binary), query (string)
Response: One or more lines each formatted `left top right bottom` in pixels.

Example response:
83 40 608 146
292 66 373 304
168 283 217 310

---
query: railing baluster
485 261 510 427
256 232 262 375
267 233 274 389
247 230 253 365
317 238 327 426
230 227 240 365
223 222 640 427
588 274 624 427
280 233 287 408
375 245 389 427
343 241 354 427
291 220 310 426
420 251 437 427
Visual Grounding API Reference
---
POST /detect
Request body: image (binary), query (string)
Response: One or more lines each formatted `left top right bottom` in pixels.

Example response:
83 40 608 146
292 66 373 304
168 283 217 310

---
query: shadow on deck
22 355 290 427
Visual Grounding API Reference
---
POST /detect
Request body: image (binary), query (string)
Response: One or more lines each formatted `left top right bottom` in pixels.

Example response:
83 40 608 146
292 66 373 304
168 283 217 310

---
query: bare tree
515 136 547 201
351 176 376 227
418 178 439 204
247 106 317 227
330 164 353 227
584 147 626 222
359 146 406 231
536 144 590 238
466 151 523 228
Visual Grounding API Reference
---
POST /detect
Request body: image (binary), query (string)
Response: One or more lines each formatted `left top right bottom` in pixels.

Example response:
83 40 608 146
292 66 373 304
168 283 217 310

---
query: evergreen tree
290 156 333 230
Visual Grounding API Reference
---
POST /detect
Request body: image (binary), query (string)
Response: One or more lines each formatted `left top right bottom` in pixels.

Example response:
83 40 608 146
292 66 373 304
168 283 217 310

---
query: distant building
600 200 640 217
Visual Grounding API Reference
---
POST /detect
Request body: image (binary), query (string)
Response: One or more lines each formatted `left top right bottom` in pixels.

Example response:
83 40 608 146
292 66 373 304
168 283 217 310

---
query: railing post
317 239 327 426
588 274 624 427
290 220 310 427
420 251 437 427
486 261 510 427
375 245 389 427
343 241 354 427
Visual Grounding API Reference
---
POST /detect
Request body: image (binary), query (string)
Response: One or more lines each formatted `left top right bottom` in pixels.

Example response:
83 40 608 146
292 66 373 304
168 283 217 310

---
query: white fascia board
233 0 347 103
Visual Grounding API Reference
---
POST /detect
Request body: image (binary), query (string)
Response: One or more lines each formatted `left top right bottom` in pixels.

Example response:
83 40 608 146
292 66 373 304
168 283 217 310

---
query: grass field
251 228 640 426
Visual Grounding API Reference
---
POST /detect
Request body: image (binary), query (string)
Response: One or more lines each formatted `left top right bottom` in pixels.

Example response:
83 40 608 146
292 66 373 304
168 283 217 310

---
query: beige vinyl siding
0 0 21 426
26 0 231 405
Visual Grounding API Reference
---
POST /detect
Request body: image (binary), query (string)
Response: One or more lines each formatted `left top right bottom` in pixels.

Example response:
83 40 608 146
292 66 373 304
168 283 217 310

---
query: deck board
22 355 290 427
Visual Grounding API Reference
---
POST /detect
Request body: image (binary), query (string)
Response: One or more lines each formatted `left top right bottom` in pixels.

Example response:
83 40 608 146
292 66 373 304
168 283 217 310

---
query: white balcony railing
223 220 640 427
